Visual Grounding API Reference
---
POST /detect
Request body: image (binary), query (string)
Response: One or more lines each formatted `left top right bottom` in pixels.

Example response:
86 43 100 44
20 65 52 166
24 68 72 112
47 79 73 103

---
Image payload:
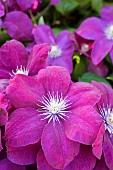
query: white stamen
48 45 62 58
81 43 89 52
10 65 29 76
104 24 113 40
37 92 71 124
98 104 113 135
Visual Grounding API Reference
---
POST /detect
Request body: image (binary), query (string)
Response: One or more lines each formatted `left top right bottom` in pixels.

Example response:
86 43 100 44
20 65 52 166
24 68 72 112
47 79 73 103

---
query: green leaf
55 0 79 15
90 0 103 12
79 72 110 85
106 74 113 81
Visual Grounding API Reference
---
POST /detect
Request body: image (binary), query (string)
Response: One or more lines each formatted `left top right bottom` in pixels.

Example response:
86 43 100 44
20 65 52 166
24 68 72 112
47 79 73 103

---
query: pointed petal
41 122 80 169
5 108 46 147
27 43 50 76
76 17 103 40
103 131 113 169
0 159 26 170
91 38 113 65
65 106 102 145
65 145 96 170
7 142 40 165
6 74 45 108
92 122 105 159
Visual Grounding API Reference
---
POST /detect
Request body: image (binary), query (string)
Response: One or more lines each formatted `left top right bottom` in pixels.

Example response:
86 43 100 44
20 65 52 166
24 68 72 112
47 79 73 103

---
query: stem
35 5 50 20
28 10 37 24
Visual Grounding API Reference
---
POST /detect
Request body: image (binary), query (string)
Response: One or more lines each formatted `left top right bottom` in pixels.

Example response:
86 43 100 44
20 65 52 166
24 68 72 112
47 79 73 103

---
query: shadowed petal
100 5 113 21
103 131 113 169
16 0 35 10
37 149 57 170
0 2 4 17
0 158 25 170
92 123 105 159
5 107 46 147
27 43 50 76
65 106 102 145
76 17 103 40
7 142 40 165
91 38 113 65
6 74 45 108
65 145 96 170
0 129 2 151
94 155 109 170
41 122 80 169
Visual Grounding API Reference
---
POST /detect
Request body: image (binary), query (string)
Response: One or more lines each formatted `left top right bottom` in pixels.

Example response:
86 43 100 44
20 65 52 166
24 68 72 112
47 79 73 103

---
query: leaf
79 72 110 85
90 0 103 13
55 0 79 15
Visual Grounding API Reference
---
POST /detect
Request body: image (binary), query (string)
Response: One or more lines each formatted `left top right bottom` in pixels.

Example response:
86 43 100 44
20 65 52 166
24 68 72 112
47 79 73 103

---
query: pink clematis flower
92 81 113 169
0 39 50 80
76 5 113 65
4 66 102 169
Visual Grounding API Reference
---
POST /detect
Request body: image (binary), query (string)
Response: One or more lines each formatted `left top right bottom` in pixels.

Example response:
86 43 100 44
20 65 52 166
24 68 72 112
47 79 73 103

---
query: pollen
11 65 29 76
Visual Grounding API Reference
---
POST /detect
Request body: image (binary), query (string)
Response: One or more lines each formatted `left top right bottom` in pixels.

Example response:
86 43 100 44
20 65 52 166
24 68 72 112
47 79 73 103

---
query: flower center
38 92 71 123
48 45 62 58
81 43 89 52
104 24 113 40
11 65 29 76
98 105 113 135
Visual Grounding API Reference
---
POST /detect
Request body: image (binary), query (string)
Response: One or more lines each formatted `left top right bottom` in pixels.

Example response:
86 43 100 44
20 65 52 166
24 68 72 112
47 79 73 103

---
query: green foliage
90 0 103 12
55 0 79 15
79 72 110 85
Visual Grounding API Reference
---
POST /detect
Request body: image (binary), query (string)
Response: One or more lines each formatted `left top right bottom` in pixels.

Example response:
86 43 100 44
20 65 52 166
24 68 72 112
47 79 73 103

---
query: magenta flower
2 11 33 41
34 24 74 73
0 158 25 170
0 39 50 79
4 66 102 168
76 5 113 65
50 0 61 5
92 81 113 169
94 155 109 170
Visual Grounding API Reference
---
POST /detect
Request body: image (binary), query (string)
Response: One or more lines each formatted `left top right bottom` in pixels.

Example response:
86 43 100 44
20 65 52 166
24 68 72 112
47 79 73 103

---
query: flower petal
5 107 46 147
6 74 45 108
37 66 71 96
65 106 102 145
100 5 113 21
67 82 101 109
41 122 80 169
34 24 55 44
92 122 105 159
103 131 113 169
65 145 96 170
94 155 109 170
91 38 113 65
76 17 103 40
7 142 40 165
0 158 26 170
27 43 50 76
37 149 57 170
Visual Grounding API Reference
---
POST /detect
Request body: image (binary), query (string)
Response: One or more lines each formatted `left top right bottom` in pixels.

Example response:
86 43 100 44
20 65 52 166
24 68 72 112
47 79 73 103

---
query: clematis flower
0 39 50 80
4 66 102 169
76 5 113 65
91 81 113 169
94 155 109 170
34 24 74 73
0 1 4 17
50 0 61 5
2 11 34 41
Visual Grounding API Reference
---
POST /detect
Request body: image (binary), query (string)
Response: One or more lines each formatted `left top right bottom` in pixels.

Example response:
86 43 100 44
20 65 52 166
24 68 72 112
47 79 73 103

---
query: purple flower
34 24 74 73
4 66 102 168
94 155 109 170
50 0 61 5
0 40 50 79
16 0 36 11
2 11 33 41
92 81 113 169
76 5 113 65
0 158 25 170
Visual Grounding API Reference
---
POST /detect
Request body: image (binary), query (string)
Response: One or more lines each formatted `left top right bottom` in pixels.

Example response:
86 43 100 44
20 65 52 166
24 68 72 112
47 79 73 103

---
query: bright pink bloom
4 66 102 168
